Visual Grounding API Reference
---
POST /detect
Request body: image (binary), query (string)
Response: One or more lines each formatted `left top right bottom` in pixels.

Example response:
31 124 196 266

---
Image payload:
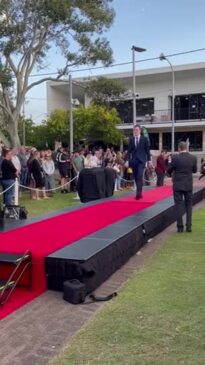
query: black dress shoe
177 227 184 233
136 194 142 200
186 226 192 232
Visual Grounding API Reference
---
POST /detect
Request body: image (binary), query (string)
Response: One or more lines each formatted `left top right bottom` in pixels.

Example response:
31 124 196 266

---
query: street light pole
131 45 146 126
69 73 73 153
132 47 136 127
159 53 175 153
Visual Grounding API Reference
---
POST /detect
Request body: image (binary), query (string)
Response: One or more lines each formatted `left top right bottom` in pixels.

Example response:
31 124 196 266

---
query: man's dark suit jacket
128 136 150 167
166 152 197 191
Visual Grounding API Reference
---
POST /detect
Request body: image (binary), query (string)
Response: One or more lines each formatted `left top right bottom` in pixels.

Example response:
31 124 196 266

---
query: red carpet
0 186 172 320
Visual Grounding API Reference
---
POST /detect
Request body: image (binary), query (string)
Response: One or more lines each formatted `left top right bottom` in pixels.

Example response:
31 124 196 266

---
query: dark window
162 131 202 151
199 94 205 118
110 98 154 123
175 96 189 120
149 133 159 150
175 94 205 120
110 100 132 123
162 133 172 151
136 98 154 116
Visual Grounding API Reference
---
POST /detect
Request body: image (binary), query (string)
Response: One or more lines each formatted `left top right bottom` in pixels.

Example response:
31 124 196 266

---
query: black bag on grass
63 279 86 304
63 279 118 305
3 205 28 220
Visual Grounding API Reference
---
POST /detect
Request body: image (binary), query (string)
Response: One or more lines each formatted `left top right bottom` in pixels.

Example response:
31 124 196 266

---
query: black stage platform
45 186 204 294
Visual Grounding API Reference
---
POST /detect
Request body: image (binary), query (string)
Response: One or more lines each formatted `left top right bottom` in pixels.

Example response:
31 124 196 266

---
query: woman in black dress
56 146 70 193
30 150 48 200
1 148 17 205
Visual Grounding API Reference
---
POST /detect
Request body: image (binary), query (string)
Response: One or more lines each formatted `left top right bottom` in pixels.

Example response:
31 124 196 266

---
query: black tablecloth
77 168 115 203
104 167 116 197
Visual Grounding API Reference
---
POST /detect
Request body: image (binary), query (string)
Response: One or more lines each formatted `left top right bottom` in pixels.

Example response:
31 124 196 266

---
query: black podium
104 167 116 197
77 168 116 203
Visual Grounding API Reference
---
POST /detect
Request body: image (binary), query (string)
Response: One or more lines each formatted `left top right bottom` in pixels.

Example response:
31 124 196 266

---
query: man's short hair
178 141 187 151
134 124 141 129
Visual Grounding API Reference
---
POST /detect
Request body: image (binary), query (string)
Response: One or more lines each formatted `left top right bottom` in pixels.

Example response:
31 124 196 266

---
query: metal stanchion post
14 178 19 206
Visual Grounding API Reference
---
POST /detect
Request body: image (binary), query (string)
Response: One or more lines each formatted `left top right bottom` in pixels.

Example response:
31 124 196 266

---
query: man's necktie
135 137 139 148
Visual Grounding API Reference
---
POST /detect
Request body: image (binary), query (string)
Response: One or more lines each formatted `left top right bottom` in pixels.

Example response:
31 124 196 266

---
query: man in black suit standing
167 141 197 232
128 125 151 199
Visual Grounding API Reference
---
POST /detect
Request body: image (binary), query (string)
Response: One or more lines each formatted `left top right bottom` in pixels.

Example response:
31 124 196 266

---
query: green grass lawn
18 191 81 218
50 208 205 365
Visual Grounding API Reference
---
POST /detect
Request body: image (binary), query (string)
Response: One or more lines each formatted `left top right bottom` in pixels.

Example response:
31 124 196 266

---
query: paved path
0 199 204 365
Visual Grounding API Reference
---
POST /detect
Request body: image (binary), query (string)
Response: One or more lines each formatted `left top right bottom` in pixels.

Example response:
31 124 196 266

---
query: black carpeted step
0 253 30 264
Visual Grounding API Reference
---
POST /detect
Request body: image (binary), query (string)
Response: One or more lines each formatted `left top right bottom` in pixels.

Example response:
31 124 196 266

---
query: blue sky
26 0 205 122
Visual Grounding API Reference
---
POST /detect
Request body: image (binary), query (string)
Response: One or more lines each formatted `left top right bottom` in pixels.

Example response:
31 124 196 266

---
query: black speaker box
2 205 28 220
63 279 86 304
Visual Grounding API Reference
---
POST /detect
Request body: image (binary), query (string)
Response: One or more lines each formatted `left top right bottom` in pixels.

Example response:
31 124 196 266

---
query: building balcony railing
175 107 205 121
117 109 171 125
117 108 205 125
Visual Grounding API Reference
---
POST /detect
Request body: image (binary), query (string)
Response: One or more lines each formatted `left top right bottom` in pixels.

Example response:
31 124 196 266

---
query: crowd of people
0 137 204 212
0 140 162 205
0 144 132 204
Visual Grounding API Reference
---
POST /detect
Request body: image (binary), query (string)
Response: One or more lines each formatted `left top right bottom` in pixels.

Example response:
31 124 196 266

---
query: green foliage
0 65 13 88
85 76 126 105
0 0 115 146
74 104 124 145
0 0 114 67
18 117 51 148
45 109 69 144
19 110 69 149
41 105 124 148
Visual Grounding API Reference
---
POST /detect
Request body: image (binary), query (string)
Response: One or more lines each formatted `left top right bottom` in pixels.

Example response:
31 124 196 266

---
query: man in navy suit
167 141 197 232
128 125 151 199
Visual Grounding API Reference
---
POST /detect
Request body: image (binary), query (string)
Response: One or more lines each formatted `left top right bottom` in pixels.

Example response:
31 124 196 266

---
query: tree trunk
8 117 21 147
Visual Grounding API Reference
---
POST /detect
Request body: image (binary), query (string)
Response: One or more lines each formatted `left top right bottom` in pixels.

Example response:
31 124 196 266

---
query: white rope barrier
143 170 157 183
0 170 157 204
118 176 135 183
0 175 79 208
118 170 157 184
0 182 16 196
0 176 78 206
18 175 78 192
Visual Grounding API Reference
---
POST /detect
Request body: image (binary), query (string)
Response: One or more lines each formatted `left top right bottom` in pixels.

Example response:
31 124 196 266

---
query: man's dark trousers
156 173 164 186
132 162 144 196
174 190 193 229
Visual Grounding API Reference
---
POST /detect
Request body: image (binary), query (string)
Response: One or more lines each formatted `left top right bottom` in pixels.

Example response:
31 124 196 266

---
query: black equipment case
63 279 86 304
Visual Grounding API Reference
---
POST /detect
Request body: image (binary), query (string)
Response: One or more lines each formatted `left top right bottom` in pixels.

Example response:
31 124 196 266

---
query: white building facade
47 62 205 159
